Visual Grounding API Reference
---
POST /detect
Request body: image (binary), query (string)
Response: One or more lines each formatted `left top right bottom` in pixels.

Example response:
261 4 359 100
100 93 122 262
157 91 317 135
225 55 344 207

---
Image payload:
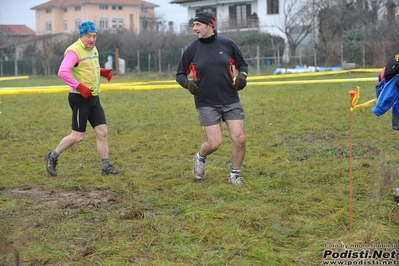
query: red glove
100 68 113 82
76 83 92 99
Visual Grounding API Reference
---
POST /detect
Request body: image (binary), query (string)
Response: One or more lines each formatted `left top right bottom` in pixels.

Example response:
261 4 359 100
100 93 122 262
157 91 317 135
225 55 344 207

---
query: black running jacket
176 31 248 108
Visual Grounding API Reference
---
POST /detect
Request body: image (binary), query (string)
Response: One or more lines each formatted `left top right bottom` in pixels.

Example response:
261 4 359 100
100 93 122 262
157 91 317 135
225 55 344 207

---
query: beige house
31 0 159 35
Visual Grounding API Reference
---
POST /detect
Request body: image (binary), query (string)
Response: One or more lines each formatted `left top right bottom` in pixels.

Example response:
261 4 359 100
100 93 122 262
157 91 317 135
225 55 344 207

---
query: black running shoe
101 164 122 175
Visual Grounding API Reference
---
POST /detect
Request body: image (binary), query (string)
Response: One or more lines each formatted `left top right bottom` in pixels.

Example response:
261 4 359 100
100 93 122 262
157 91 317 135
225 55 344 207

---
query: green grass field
1 72 399 265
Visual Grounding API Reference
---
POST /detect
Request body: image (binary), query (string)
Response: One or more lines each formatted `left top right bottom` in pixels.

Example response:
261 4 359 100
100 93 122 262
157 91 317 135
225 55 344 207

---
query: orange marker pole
347 90 357 233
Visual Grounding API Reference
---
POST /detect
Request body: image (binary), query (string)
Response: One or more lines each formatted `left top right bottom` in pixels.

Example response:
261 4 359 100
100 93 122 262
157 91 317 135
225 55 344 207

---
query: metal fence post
14 57 18 76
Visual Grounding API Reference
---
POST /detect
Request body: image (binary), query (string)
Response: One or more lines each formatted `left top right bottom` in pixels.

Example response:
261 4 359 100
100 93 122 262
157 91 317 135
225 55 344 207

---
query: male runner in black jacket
176 12 248 185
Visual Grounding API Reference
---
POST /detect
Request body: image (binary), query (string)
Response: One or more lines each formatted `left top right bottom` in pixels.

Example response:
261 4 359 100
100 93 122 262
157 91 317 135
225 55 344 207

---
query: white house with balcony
171 0 296 37
170 0 313 62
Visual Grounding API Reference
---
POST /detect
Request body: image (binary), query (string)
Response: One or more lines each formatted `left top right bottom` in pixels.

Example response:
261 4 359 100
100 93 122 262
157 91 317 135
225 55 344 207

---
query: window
267 0 279 14
196 7 216 14
236 5 247 25
63 20 68 31
112 18 124 29
142 8 147 13
75 6 81 11
229 5 251 27
46 8 51 14
64 8 67 12
100 18 109 30
75 19 81 31
111 5 123 10
100 5 108 10
45 21 52 33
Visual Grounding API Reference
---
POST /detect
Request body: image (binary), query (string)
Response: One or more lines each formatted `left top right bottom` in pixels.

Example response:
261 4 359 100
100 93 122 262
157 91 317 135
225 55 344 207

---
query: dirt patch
0 186 121 209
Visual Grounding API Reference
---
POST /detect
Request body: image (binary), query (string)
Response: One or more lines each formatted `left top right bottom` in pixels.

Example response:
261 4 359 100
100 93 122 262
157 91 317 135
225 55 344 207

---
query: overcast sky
0 0 187 32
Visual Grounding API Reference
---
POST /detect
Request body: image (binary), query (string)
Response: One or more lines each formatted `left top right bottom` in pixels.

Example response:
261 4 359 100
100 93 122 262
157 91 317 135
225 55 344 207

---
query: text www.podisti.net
322 248 397 265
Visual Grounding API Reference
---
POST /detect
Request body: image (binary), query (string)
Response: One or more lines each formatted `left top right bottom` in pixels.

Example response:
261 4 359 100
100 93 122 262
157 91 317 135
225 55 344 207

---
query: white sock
230 169 241 178
196 152 206 161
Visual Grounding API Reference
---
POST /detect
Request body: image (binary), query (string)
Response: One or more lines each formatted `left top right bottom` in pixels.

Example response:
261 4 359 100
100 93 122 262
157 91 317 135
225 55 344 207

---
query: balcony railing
180 18 260 33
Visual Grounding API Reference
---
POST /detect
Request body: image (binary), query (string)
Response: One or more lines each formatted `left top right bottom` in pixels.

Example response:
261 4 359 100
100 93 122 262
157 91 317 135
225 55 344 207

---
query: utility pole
312 0 317 69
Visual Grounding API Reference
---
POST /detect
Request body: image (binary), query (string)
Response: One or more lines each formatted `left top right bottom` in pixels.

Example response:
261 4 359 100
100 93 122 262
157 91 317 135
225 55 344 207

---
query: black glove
384 55 399 82
186 80 199 95
235 73 247 91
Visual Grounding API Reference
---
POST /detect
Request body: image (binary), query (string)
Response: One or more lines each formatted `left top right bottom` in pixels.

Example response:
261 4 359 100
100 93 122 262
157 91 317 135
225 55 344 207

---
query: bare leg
55 130 85 155
94 124 122 175
192 123 223 180
225 120 246 170
93 124 108 159
199 123 223 157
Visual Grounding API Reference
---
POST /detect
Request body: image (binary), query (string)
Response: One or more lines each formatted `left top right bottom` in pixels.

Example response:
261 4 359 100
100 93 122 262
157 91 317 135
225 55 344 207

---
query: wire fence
0 40 394 77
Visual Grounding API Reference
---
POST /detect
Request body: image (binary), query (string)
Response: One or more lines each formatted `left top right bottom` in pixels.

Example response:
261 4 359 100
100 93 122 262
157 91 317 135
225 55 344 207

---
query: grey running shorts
197 102 245 127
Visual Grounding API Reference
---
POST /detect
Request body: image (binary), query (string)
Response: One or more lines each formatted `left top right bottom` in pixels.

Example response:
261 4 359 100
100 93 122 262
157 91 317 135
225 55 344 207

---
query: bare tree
32 35 71 77
268 0 314 63
315 0 392 66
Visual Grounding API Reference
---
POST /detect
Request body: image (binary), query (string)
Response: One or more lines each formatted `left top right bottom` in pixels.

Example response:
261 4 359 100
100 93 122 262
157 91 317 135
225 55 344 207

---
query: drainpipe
81 0 84 21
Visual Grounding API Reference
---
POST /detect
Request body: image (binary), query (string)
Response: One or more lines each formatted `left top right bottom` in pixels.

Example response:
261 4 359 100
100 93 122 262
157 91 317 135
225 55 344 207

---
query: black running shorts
68 93 106 132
